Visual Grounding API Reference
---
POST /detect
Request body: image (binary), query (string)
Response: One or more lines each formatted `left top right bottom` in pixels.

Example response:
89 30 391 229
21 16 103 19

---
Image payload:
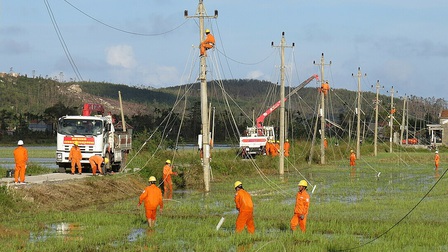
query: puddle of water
29 222 83 242
127 228 146 242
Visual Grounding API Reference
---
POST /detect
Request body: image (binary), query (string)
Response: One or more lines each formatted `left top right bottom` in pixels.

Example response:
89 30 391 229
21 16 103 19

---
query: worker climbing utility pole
313 53 331 165
271 32 294 176
184 0 218 192
352 67 364 159
373 80 383 157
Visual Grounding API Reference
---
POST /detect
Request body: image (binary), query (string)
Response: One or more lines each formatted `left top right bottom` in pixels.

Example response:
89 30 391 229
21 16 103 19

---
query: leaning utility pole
271 32 294 176
352 67 364 159
184 0 218 192
373 80 383 156
313 53 331 165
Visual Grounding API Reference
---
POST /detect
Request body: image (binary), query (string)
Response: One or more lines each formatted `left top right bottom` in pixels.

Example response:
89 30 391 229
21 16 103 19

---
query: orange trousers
435 161 439 169
14 163 26 183
200 43 214 55
163 176 173 199
89 160 103 175
71 159 82 174
145 209 157 220
236 211 255 233
290 214 307 232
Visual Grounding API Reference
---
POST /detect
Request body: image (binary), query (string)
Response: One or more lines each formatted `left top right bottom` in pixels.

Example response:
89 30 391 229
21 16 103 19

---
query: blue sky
1 0 447 99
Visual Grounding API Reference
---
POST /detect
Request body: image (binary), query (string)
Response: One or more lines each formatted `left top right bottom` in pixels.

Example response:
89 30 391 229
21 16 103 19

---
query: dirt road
0 172 98 186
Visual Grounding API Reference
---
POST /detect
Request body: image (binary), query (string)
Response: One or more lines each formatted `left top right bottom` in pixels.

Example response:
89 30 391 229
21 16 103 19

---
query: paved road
0 172 99 186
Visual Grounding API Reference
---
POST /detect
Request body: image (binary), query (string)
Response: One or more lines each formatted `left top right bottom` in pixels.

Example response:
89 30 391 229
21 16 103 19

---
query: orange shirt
202 33 215 45
435 154 440 163
13 146 28 165
294 190 310 215
139 184 163 211
163 164 174 178
69 146 82 161
234 189 253 212
89 155 103 165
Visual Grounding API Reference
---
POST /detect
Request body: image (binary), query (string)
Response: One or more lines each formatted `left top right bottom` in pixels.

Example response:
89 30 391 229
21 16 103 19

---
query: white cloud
105 45 137 69
246 70 264 80
145 65 179 87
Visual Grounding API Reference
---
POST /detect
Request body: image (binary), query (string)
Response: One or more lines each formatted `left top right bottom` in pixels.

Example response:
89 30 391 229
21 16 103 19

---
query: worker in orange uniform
321 81 330 95
434 150 440 171
13 140 28 184
349 149 356 168
138 176 163 228
323 137 328 149
69 141 83 175
264 140 271 156
163 159 177 199
89 155 107 176
200 29 215 57
272 141 280 157
234 181 255 234
284 139 290 157
290 180 310 233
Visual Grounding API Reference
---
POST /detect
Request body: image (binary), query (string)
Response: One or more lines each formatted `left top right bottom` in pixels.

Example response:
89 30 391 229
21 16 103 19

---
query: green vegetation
0 145 446 251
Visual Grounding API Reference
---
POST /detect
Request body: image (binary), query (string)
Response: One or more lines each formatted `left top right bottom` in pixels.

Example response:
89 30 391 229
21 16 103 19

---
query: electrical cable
63 0 189 36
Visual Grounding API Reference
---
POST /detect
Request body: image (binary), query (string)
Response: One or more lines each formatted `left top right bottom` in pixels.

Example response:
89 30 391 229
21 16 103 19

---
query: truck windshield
58 119 103 136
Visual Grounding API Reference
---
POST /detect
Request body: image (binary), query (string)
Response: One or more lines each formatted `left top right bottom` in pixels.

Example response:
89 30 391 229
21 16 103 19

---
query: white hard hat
17 140 24 145
435 151 438 154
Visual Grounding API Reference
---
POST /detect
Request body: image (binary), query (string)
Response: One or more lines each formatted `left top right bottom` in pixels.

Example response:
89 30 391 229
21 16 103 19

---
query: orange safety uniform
284 141 290 157
69 145 82 174
435 153 440 170
13 146 28 183
200 33 215 56
324 139 328 149
234 188 255 233
163 164 176 199
321 82 330 95
350 152 356 167
290 189 310 232
89 155 103 175
265 141 271 156
139 184 163 220
272 142 280 157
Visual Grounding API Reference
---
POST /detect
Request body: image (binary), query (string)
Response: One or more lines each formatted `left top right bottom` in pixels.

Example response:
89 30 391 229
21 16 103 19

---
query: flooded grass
1 149 448 251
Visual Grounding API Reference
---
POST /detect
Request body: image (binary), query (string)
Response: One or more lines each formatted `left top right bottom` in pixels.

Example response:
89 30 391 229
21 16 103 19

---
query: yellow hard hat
286 139 289 142
166 159 171 164
205 29 210 33
148 176 157 182
74 141 79 146
104 157 109 164
350 149 354 153
298 180 308 187
234 181 242 188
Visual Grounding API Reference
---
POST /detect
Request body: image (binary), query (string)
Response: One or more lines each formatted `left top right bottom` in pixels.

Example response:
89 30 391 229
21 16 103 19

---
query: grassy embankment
0 143 447 251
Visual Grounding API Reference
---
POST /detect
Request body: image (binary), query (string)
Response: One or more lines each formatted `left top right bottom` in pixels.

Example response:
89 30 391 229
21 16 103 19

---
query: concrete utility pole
373 80 383 156
400 95 407 145
352 67 364 159
184 0 218 192
389 86 395 153
313 53 331 165
271 32 294 176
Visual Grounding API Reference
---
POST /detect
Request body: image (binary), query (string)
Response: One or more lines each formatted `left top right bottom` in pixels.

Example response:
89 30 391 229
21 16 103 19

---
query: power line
44 0 83 81
63 0 188 36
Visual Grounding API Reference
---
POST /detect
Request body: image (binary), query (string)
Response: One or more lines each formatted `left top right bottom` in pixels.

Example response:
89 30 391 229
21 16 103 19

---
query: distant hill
0 74 446 143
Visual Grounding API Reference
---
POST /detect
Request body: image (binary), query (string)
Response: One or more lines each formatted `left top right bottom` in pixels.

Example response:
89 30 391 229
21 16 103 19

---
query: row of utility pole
188 0 405 192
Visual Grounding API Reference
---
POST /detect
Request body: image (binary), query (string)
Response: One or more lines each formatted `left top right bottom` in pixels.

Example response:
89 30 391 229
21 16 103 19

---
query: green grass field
0 145 447 251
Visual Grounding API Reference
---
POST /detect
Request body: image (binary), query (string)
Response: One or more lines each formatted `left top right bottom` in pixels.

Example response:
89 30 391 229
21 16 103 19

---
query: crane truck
239 74 318 157
56 103 132 173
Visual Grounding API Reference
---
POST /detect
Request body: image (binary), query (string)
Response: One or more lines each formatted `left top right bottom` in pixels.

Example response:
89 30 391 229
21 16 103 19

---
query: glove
299 214 305 220
137 203 141 207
